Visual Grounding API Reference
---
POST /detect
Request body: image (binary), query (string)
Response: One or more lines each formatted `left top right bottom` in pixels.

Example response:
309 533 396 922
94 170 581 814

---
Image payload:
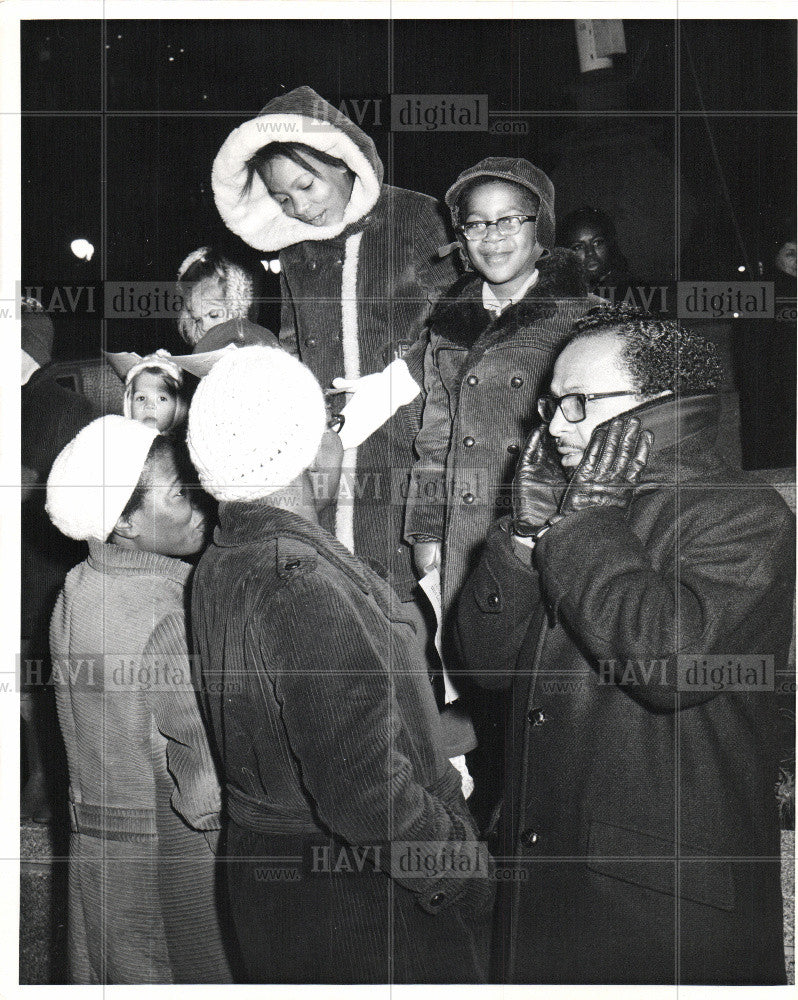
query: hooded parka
213 87 460 598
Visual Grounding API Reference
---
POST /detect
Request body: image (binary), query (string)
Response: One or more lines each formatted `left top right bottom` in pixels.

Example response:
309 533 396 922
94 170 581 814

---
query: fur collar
431 247 588 351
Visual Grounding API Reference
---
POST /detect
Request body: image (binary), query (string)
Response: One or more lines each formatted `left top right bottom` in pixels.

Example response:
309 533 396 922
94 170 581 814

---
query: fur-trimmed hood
212 87 383 252
431 247 589 352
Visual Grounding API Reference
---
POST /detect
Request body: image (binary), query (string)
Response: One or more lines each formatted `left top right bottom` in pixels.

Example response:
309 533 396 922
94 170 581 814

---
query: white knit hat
46 415 160 541
187 345 327 501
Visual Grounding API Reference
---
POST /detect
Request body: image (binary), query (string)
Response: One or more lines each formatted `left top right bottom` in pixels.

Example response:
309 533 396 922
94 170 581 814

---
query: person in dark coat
212 86 460 601
21 300 96 821
405 158 595 625
403 159 594 811
187 346 493 985
457 305 794 984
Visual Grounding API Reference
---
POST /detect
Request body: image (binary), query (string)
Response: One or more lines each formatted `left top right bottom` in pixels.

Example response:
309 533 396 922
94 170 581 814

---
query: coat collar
594 393 726 482
431 247 589 351
86 539 192 586
214 502 370 594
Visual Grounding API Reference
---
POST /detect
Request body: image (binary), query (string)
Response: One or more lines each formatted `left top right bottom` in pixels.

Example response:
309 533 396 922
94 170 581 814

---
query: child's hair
176 247 257 346
452 178 541 230
241 141 353 200
123 357 189 431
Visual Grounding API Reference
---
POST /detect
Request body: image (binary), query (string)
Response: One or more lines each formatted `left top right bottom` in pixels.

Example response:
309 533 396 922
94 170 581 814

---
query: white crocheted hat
187 344 327 501
46 415 160 541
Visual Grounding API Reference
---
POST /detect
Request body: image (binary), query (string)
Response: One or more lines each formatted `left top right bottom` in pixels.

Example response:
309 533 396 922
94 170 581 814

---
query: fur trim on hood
212 87 383 252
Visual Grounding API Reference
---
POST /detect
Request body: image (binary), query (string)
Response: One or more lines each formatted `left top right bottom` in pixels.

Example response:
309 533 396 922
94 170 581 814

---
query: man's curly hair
567 305 724 396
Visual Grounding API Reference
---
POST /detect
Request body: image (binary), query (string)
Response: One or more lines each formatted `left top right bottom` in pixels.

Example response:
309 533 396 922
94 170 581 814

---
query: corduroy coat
405 248 594 616
49 541 231 984
456 395 795 985
212 86 460 599
191 504 494 984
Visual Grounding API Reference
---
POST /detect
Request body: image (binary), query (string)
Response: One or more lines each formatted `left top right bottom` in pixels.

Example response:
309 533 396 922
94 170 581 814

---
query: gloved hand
331 359 421 451
511 425 567 535
559 415 653 517
412 540 442 577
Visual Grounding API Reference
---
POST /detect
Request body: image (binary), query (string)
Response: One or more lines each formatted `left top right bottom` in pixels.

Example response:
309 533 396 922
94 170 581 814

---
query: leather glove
331 359 421 451
559 415 653 517
511 425 567 535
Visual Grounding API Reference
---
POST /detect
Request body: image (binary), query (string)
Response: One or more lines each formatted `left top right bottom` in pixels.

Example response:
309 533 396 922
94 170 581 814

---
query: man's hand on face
511 425 567 535
558 415 653 517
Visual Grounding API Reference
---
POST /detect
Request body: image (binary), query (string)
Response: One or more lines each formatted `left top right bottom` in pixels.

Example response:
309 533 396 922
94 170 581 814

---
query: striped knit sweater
49 540 230 984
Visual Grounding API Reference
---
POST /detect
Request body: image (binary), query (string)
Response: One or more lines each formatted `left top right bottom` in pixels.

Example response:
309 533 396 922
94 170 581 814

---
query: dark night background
20 18 797 359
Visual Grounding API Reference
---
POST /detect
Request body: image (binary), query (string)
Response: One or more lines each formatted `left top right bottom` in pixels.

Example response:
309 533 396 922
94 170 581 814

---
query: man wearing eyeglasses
456 305 795 985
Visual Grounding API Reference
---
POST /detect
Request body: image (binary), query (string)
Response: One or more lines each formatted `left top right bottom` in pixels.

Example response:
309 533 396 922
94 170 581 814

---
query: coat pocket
471 559 504 615
585 819 736 912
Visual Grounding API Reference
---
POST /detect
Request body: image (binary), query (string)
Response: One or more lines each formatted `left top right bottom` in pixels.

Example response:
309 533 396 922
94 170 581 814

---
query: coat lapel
431 247 588 393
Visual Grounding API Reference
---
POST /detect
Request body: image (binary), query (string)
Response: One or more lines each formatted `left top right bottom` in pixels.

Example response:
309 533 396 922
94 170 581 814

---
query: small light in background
737 265 746 273
168 56 175 62
71 239 95 261
732 312 740 319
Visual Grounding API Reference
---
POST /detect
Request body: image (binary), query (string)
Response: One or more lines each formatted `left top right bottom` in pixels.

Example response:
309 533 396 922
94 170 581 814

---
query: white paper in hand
417 568 460 704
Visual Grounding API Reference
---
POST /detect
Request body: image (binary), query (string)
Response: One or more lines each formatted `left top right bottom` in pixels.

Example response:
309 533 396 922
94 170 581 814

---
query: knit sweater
50 540 230 984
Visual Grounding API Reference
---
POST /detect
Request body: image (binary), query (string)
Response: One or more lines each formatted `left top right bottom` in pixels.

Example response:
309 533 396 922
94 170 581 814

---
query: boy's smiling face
460 180 540 300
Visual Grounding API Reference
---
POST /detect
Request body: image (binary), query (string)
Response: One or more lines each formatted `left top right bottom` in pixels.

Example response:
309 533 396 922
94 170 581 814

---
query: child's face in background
460 181 539 299
130 371 178 432
186 277 228 343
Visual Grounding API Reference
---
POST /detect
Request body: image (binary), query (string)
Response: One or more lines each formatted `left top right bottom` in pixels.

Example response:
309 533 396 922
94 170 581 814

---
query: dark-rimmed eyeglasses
458 215 537 241
537 391 639 424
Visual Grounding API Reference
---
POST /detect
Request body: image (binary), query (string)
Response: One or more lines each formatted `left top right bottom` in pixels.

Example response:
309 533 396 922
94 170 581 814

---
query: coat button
462 492 475 504
466 374 479 386
430 892 446 907
520 828 540 848
510 376 524 388
305 337 317 348
486 593 500 608
507 444 520 455
463 436 475 448
309 260 317 270
528 708 548 726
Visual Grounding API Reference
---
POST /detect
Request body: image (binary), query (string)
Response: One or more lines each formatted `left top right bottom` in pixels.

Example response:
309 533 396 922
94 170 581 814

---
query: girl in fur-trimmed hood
212 86 460 601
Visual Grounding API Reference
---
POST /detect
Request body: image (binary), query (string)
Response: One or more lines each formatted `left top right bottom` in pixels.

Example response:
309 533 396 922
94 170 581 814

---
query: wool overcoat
456 394 795 984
